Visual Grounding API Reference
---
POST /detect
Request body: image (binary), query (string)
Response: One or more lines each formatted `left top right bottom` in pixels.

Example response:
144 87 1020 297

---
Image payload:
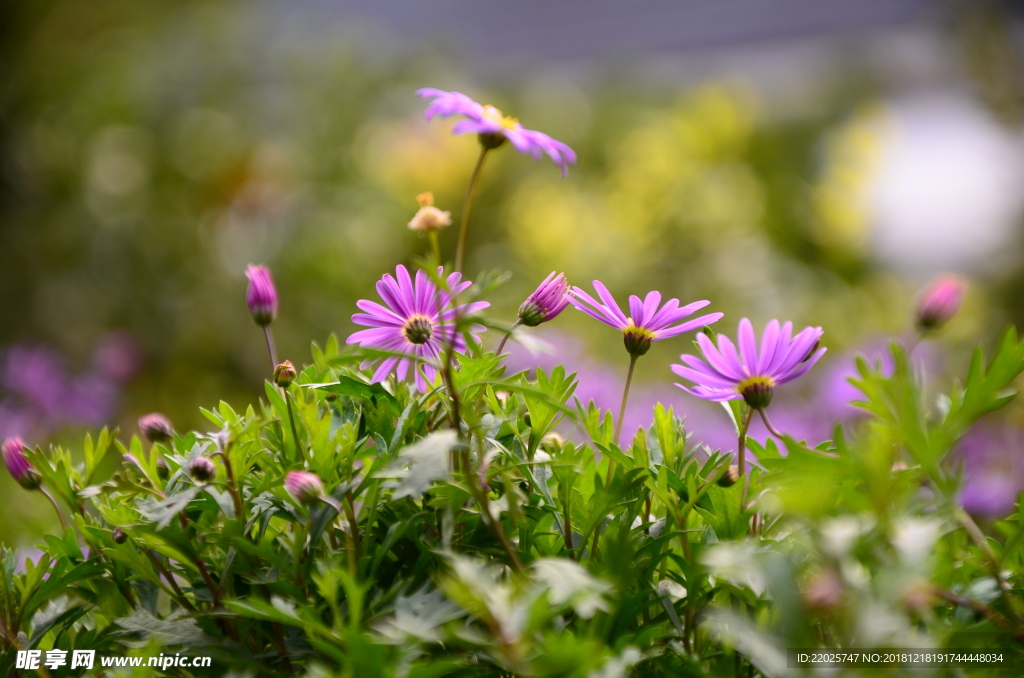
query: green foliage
4 329 1024 677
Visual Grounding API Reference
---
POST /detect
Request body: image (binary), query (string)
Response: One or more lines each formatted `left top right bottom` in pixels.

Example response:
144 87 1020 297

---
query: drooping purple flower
347 265 490 392
245 264 278 326
416 88 577 177
569 282 723 357
138 413 173 443
672 319 826 409
916 274 966 331
3 437 40 490
285 470 324 505
519 272 570 327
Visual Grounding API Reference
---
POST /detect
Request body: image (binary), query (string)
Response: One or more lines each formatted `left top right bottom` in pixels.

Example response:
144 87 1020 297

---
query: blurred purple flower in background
417 88 577 176
916 274 966 331
0 333 143 440
953 425 1024 517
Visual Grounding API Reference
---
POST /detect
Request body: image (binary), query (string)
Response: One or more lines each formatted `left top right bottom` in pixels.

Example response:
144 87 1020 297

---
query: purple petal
591 281 628 326
737 319 758 374
757 320 780 374
697 332 745 382
628 295 645 326
654 312 724 339
670 363 738 389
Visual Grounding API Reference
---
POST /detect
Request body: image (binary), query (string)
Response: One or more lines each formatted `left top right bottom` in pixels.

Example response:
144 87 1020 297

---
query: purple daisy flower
416 88 577 177
568 281 723 357
671 319 826 409
347 265 490 392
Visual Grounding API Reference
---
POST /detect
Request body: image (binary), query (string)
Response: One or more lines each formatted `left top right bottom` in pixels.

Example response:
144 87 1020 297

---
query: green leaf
377 431 457 500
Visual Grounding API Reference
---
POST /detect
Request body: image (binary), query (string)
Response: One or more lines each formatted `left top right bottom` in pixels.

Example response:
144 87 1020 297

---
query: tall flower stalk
417 88 576 273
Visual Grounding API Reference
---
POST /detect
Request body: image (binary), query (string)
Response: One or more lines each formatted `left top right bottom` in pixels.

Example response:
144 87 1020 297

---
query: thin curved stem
757 408 785 439
496 320 521 355
263 325 279 371
455 146 489 273
40 488 67 531
614 354 639 446
737 408 754 514
285 391 305 463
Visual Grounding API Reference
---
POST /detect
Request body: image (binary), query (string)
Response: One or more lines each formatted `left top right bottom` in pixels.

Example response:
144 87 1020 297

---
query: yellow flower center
622 321 656 356
482 105 520 130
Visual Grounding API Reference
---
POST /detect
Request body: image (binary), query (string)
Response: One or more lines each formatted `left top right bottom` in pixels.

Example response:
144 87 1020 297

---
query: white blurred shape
869 93 1024 274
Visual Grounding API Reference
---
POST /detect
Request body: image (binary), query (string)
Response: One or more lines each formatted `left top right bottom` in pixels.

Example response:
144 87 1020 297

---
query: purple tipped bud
273 360 297 388
188 456 216 482
518 272 570 327
245 264 278 326
285 471 324 505
916 275 966 331
138 413 173 443
2 437 40 490
112 527 127 544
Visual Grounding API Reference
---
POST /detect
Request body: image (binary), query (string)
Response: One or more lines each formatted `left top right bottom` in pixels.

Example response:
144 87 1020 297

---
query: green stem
429 231 442 265
614 354 639 446
40 488 67 531
455 146 489 274
263 325 278 371
496 320 521 355
737 408 754 513
757 408 784 439
285 392 305 463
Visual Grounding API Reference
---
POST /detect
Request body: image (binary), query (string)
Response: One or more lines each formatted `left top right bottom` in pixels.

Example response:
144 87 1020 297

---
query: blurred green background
3 0 1024 544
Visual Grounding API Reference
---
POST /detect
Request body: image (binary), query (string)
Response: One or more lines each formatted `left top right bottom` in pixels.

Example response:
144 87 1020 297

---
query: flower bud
717 464 739 487
112 527 127 544
916 275 965 331
156 457 169 480
138 413 173 443
245 264 278 326
803 569 844 612
408 192 452 233
188 456 216 482
273 360 297 388
518 272 570 327
285 471 324 505
3 437 40 490
540 431 564 453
